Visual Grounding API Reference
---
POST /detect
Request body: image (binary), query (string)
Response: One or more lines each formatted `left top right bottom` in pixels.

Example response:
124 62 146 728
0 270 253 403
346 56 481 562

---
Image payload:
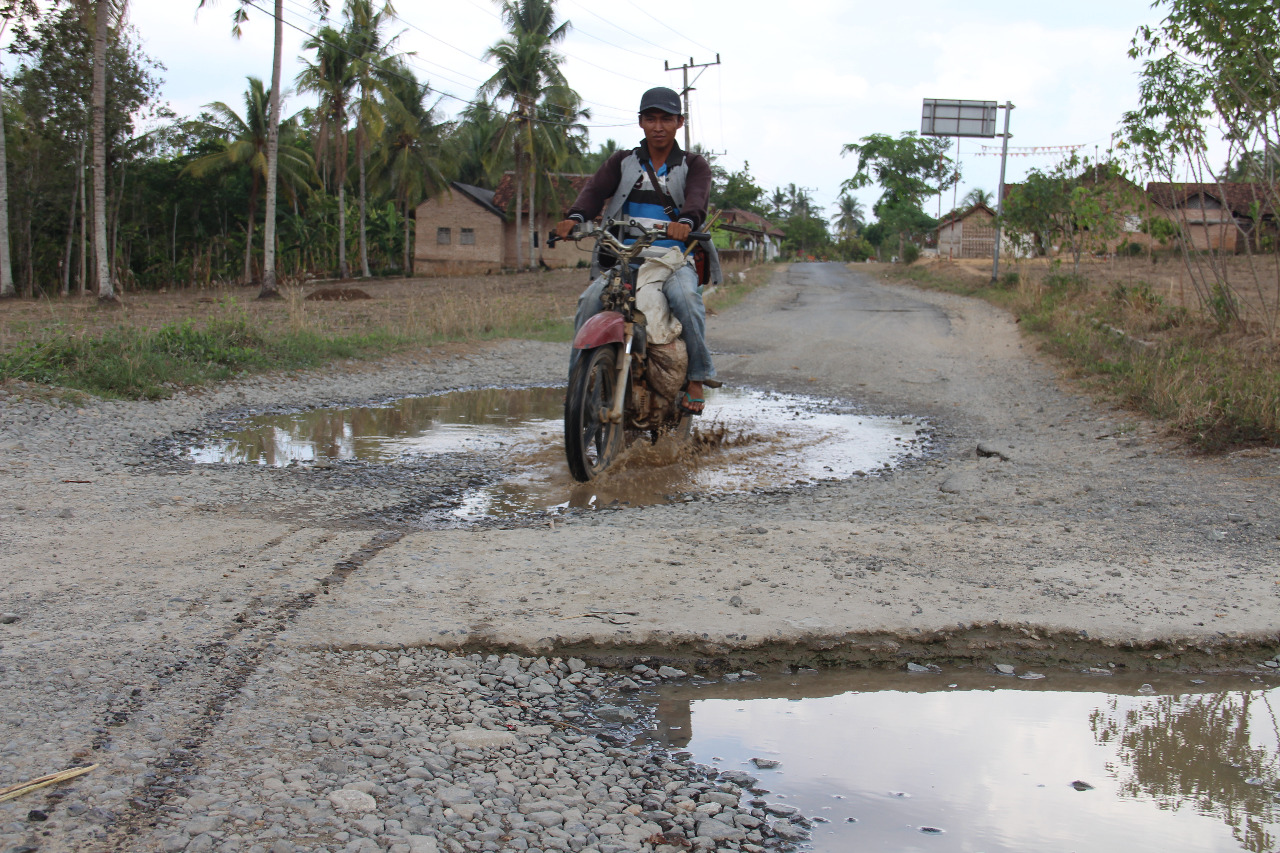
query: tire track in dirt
90 530 405 851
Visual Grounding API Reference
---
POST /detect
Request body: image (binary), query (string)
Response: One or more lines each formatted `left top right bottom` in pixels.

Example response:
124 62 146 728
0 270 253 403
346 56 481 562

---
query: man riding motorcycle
555 86 722 414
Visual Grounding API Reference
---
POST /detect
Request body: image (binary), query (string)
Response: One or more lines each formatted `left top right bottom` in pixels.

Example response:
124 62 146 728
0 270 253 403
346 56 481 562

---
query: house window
437 227 451 245
460 228 475 245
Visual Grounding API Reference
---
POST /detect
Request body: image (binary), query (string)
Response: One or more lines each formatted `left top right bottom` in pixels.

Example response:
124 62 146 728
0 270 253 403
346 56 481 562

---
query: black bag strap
640 157 679 221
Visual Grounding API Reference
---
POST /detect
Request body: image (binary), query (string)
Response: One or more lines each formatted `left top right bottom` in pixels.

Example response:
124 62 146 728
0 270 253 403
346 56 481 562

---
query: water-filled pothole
187 386 929 518
642 669 1280 852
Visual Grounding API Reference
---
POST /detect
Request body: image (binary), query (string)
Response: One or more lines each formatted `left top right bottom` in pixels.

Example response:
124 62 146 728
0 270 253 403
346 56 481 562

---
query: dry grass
0 269 587 348
0 261 762 399
880 255 1280 450
915 253 1280 330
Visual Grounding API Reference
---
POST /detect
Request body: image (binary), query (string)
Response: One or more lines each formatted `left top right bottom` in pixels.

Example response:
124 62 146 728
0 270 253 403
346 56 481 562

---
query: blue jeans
571 263 717 383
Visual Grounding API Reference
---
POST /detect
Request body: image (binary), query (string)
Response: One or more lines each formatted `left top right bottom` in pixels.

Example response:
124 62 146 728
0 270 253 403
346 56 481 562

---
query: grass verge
0 314 410 400
883 263 1280 451
0 262 768 402
0 271 581 400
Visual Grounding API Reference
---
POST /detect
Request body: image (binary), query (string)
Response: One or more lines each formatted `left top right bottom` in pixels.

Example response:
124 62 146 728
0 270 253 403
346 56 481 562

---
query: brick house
413 173 593 275
1146 182 1278 253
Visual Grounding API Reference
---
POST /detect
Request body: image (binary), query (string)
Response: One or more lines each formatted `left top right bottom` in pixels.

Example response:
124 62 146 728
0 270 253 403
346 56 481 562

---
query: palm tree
529 89 589 260
182 77 315 284
374 65 450 274
198 0 330 298
343 0 400 278
298 24 357 278
963 187 993 208
768 187 787 220
480 0 571 270
449 98 509 187
832 194 865 238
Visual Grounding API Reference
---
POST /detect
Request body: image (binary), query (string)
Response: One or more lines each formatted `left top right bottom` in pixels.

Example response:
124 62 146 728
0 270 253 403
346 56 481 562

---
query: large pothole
625 667 1280 852
185 386 931 520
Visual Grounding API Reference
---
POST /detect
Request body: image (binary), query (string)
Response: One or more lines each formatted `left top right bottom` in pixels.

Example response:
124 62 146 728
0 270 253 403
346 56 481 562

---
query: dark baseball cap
638 87 682 116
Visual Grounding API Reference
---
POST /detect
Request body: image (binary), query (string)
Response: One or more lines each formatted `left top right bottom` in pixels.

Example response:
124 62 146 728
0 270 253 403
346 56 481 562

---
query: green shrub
901 243 921 265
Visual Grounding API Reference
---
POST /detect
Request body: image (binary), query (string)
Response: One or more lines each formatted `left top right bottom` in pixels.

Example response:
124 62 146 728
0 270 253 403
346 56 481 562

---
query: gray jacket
587 152 721 285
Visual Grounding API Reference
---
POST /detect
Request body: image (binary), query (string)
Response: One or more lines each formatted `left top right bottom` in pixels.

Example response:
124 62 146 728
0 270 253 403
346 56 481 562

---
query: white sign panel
921 99 998 138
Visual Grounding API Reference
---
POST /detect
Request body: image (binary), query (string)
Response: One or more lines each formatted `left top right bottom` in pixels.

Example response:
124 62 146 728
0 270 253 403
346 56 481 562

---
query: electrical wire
442 0 664 86
617 0 716 54
560 0 670 59
244 0 637 128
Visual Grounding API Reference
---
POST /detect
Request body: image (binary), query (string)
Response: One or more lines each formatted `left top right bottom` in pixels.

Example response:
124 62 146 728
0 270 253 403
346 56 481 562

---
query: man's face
640 109 684 150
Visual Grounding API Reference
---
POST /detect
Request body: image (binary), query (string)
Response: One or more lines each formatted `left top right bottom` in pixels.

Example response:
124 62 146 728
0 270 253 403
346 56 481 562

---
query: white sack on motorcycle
634 248 686 346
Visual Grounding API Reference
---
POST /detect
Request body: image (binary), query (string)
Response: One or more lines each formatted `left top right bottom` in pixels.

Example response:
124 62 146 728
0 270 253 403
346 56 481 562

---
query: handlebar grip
688 232 711 242
547 230 561 247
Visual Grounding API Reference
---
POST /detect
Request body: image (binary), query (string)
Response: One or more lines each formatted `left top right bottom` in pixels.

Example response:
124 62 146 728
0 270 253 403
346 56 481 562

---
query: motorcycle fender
573 312 625 350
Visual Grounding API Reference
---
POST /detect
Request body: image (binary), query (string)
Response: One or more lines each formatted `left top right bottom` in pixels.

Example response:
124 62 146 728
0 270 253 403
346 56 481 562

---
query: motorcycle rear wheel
565 346 625 482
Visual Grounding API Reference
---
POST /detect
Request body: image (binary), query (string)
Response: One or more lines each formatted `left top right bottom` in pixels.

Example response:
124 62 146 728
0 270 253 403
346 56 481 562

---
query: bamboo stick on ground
0 764 98 803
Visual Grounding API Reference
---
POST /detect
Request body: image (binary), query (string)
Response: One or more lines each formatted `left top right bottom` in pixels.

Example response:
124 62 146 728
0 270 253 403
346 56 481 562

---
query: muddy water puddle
642 669 1280 852
187 386 928 519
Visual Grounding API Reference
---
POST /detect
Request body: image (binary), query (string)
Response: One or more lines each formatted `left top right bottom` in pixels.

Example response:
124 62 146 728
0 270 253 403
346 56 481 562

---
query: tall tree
88 0 125 303
0 1 39 298
198 0 329 298
298 23 356 278
712 161 766 214
842 131 955 259
182 77 315 284
1122 0 1280 334
374 64 449 274
480 0 571 270
832 193 865 238
448 97 509 186
343 0 399 279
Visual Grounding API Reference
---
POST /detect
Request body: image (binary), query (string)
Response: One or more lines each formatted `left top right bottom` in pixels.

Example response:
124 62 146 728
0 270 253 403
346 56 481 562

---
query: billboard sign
921 99 998 138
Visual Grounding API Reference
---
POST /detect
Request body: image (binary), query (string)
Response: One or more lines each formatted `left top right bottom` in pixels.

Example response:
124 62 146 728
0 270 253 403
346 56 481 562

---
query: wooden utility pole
664 54 720 151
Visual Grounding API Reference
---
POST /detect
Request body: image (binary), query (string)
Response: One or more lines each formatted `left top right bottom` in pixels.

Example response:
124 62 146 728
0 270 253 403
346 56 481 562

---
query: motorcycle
549 219 712 482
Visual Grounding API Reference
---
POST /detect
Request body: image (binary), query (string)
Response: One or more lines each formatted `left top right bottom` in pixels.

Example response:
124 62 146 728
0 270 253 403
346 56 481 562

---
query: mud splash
187 386 929 518
642 668 1280 852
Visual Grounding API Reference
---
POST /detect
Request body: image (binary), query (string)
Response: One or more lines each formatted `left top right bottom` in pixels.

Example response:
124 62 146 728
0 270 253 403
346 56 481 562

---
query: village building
995 176 1157 258
1146 182 1278 253
716 208 785 263
934 202 996 259
413 172 592 275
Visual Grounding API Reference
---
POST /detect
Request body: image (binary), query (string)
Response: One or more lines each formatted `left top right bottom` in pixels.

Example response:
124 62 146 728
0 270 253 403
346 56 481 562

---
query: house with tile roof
413 173 594 274
1146 182 1278 253
716 208 785 262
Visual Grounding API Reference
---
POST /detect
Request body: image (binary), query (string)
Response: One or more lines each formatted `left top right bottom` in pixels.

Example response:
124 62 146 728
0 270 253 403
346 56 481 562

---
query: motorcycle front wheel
565 346 625 482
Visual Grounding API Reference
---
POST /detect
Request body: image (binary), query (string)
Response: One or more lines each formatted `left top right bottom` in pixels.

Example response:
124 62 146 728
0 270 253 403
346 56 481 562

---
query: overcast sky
76 0 1166 220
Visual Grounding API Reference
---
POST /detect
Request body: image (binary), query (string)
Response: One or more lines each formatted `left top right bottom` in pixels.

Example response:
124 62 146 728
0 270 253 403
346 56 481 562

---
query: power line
245 0 636 129
278 0 644 119
618 0 716 54
561 0 670 59
664 54 720 151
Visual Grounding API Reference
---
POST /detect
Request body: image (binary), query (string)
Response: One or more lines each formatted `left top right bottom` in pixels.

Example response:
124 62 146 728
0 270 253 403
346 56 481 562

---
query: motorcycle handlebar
548 224 711 246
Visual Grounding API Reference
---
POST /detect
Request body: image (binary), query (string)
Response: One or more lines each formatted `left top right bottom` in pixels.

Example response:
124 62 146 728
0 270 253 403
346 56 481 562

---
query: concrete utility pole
991 101 1014 283
664 54 720 151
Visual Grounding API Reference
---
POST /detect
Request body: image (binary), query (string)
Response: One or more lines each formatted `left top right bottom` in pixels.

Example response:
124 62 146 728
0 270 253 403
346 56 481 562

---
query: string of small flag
973 144 1086 158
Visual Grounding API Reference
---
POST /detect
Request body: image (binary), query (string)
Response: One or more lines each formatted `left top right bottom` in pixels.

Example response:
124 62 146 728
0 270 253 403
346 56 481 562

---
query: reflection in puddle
650 670 1280 852
188 387 565 466
188 386 928 518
